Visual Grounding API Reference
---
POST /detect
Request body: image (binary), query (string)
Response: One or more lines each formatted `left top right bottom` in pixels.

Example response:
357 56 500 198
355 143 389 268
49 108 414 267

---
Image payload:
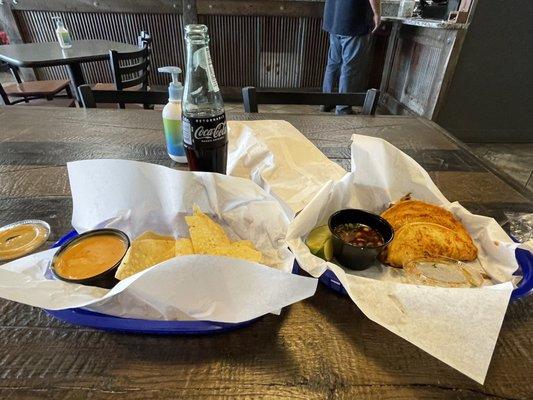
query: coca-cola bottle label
182 113 227 148
192 47 220 93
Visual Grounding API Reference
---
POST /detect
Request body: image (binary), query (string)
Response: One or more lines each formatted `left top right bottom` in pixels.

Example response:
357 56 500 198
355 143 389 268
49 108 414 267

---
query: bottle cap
0 220 50 261
52 16 65 28
158 66 183 101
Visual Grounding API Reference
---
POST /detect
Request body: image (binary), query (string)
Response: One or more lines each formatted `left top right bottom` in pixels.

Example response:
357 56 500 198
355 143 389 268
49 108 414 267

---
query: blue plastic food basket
46 307 260 335
46 230 297 335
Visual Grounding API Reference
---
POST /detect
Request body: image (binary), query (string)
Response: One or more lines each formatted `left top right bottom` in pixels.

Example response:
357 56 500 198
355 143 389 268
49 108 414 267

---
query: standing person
321 0 381 115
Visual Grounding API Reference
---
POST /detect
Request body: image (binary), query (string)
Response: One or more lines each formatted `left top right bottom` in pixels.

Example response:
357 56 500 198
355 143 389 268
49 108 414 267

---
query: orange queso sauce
54 234 127 280
0 223 48 260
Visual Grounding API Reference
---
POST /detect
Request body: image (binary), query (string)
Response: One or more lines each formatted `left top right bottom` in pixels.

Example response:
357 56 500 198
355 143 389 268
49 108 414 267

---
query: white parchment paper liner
0 159 317 323
227 120 346 214
287 134 532 384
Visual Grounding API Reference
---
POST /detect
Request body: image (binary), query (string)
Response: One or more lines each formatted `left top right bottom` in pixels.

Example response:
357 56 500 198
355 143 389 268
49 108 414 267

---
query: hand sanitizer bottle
52 17 72 49
158 66 187 163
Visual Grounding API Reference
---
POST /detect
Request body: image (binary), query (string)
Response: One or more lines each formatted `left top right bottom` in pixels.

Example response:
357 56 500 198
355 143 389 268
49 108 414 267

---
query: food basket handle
51 230 78 248
512 248 533 301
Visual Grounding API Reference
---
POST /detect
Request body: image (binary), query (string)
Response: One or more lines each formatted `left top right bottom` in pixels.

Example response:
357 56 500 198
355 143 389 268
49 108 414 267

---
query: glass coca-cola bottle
182 24 228 174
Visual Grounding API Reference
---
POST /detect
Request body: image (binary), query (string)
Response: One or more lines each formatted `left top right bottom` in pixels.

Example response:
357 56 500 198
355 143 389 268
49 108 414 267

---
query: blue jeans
322 33 370 114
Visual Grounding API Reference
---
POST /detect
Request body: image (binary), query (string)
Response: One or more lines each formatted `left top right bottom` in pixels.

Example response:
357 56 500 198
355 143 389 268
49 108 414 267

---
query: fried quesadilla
381 197 478 267
384 222 478 268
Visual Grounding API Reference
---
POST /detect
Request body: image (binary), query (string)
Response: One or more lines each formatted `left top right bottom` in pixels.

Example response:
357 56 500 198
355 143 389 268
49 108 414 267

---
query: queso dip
0 221 49 261
54 234 128 280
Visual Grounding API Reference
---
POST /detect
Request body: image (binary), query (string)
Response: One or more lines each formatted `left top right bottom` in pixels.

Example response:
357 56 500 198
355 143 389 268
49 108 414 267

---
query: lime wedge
305 225 333 261
322 237 333 261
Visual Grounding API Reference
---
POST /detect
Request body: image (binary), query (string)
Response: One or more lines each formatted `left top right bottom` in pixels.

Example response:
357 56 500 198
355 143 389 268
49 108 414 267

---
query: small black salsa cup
51 228 130 289
328 209 394 271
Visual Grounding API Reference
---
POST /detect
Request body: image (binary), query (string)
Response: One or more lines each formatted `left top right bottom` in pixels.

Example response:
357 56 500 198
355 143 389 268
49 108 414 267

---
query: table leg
66 62 86 105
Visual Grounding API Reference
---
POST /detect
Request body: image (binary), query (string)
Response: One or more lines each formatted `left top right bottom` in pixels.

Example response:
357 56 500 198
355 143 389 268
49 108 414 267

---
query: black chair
110 45 152 108
0 61 73 106
110 32 152 94
93 38 152 109
241 87 380 115
137 31 152 49
78 84 167 108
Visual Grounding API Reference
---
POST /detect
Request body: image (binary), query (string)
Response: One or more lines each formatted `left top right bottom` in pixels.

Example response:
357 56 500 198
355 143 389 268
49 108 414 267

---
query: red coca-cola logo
194 122 226 141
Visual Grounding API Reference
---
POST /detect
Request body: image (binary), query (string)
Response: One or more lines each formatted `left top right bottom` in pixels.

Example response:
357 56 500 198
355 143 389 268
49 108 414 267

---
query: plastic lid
52 16 65 28
0 220 50 261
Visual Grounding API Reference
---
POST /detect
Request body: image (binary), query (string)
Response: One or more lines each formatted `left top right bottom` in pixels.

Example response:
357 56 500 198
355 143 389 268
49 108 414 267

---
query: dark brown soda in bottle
182 24 228 174
182 114 227 174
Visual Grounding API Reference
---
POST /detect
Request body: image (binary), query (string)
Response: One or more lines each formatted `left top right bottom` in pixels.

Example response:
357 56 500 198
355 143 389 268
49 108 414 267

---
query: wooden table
0 107 531 399
0 40 140 101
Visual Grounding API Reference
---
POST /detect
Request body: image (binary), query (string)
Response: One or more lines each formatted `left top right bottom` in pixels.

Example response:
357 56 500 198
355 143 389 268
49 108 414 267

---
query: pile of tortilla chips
115 206 262 280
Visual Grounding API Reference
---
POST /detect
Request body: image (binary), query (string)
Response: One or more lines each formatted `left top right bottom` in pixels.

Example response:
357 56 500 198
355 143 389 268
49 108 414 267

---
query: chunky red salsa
333 223 384 247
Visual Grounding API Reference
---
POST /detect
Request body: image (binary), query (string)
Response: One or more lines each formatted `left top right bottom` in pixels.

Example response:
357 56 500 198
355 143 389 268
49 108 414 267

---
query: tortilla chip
208 242 262 263
115 231 175 280
175 238 194 256
233 240 255 248
134 231 174 243
185 206 231 254
115 206 265 280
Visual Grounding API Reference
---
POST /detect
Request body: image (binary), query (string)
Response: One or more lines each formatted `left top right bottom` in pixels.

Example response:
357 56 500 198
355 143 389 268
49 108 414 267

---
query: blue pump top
158 66 183 102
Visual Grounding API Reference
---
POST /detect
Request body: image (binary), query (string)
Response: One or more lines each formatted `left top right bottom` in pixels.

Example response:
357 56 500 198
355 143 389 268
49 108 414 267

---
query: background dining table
0 40 141 102
0 106 531 399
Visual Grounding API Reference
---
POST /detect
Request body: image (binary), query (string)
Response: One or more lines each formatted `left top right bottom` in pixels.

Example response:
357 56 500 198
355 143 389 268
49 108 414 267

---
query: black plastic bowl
328 209 394 271
51 229 130 288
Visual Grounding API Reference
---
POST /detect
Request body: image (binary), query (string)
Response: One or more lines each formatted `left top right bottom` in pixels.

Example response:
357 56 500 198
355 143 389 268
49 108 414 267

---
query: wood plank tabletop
0 106 531 399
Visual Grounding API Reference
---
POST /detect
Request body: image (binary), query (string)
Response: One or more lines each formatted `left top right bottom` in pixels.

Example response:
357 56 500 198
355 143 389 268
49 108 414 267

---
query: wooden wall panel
383 25 458 118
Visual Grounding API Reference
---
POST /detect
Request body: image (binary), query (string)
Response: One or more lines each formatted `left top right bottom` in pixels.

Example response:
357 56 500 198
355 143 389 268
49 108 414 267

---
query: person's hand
372 13 382 34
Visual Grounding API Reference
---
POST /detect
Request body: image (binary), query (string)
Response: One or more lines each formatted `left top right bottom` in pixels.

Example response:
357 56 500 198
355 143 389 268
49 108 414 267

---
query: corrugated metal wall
199 14 258 87
14 10 328 88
